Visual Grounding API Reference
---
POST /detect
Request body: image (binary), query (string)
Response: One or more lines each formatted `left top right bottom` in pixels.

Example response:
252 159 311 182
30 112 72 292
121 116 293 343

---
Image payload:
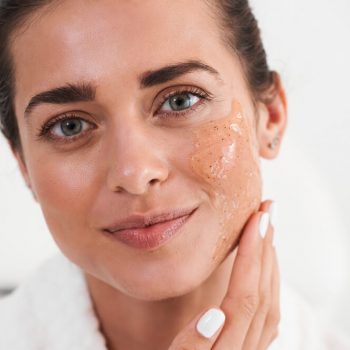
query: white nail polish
259 212 270 238
268 202 275 226
196 308 226 339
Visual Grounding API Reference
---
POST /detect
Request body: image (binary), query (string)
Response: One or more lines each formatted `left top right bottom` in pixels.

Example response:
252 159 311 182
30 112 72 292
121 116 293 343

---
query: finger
212 210 269 349
228 200 271 255
257 246 281 350
259 199 273 213
168 307 226 350
242 221 275 350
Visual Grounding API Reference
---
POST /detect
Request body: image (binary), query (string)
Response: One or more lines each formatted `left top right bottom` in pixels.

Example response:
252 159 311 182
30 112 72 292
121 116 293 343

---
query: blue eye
161 93 201 112
52 118 85 137
156 86 213 118
37 114 95 143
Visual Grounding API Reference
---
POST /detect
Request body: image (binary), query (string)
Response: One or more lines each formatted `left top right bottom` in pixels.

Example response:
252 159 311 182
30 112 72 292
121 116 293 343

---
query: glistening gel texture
190 100 262 263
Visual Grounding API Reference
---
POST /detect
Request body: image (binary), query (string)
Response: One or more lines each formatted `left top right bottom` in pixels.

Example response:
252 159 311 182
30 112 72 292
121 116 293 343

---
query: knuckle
237 250 260 266
267 309 281 327
176 340 200 350
239 293 260 318
179 347 196 350
275 312 281 326
259 293 271 315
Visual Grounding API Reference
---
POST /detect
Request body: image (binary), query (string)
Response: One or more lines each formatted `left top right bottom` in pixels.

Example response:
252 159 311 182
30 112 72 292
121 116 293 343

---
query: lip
102 207 197 250
104 207 197 232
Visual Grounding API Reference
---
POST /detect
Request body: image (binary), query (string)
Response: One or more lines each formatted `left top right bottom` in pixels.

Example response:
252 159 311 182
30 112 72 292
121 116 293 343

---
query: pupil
61 119 82 136
170 94 191 110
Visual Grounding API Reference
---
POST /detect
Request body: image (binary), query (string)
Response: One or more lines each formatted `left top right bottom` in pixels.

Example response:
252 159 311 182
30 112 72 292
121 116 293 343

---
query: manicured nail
259 212 270 238
268 201 275 226
196 308 226 339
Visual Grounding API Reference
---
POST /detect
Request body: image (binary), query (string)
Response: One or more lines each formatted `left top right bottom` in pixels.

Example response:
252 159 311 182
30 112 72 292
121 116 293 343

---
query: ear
9 144 38 202
256 73 288 159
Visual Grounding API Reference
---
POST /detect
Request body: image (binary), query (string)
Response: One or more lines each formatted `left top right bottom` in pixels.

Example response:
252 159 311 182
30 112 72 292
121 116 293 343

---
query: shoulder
270 281 350 350
0 253 107 350
0 254 60 348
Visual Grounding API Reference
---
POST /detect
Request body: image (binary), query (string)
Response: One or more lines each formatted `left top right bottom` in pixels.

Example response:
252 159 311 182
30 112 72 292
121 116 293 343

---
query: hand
169 200 280 350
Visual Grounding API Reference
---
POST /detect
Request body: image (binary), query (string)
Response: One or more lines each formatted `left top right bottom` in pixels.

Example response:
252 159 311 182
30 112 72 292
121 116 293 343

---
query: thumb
168 307 226 350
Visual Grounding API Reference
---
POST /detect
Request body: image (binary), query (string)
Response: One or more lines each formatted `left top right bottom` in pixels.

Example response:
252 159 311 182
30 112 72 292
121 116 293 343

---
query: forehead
11 0 232 115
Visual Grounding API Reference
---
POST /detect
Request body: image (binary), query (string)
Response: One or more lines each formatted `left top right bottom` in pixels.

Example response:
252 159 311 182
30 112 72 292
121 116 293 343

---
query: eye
156 86 213 119
160 92 201 113
36 113 95 143
52 118 85 137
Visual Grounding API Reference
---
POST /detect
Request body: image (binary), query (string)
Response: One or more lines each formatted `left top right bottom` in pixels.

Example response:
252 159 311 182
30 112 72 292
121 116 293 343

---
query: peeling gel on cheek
190 101 262 261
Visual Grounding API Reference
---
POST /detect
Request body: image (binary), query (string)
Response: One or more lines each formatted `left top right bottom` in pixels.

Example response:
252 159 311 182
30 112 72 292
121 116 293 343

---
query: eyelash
156 86 211 118
36 86 212 143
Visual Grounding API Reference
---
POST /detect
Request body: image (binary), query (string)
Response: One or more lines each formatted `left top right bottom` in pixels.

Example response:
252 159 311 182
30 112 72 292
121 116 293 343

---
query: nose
105 123 169 195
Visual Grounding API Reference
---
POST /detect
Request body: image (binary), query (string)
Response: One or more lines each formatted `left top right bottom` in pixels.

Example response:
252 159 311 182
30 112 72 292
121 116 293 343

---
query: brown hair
209 0 278 102
0 0 277 153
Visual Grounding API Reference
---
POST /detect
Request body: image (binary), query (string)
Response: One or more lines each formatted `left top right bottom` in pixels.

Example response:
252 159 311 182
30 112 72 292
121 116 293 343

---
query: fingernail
196 308 226 339
259 212 270 238
268 201 275 226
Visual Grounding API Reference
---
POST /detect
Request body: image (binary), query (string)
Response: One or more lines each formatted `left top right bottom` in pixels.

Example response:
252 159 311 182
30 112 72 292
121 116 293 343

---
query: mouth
102 207 197 250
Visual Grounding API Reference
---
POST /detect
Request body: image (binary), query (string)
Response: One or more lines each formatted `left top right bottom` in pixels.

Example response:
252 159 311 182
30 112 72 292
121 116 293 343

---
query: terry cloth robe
0 252 349 349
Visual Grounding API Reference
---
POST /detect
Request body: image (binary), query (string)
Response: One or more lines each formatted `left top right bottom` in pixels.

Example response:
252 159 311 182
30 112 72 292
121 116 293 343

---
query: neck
85 250 237 350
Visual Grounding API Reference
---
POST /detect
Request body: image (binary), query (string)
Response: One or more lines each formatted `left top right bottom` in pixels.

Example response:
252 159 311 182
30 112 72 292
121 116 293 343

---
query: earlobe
257 73 288 160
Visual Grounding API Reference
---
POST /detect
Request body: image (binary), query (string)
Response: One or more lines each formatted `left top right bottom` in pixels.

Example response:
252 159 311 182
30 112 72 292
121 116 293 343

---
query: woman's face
12 0 265 300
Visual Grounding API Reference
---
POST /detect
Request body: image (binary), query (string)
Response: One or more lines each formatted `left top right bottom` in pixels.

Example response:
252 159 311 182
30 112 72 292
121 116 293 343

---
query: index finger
214 209 270 349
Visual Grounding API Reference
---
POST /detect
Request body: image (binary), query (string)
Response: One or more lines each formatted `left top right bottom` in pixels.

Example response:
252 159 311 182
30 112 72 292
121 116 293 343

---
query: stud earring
269 136 280 150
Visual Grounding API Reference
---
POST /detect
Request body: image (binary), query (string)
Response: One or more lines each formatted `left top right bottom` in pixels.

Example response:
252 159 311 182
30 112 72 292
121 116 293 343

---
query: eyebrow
24 82 96 118
139 59 220 88
24 59 220 118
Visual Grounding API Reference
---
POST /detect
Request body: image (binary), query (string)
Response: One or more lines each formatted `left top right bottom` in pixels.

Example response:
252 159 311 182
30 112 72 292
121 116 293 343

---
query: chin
122 280 204 302
104 259 214 302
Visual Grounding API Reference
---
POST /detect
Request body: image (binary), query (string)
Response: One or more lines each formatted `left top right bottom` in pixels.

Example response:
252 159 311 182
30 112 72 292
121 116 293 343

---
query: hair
0 0 277 154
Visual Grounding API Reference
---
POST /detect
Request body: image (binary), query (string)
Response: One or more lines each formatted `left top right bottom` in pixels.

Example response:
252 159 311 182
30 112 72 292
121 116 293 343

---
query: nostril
149 179 159 186
114 186 124 193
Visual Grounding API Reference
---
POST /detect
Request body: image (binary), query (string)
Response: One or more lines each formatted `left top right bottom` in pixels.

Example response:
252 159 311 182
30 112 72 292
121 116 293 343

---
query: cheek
190 101 262 261
25 150 101 252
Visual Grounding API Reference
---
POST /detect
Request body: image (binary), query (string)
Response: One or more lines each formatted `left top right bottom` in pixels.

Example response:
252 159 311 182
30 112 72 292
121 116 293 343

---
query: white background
1 0 350 337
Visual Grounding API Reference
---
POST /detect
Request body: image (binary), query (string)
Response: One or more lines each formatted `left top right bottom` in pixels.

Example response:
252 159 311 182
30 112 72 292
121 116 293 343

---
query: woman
0 0 348 349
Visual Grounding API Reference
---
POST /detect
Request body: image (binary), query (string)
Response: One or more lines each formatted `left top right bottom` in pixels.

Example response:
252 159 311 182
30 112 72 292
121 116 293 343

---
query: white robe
0 253 349 349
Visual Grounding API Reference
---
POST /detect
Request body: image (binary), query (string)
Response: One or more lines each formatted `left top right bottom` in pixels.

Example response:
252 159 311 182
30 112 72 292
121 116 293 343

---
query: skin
9 0 287 349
